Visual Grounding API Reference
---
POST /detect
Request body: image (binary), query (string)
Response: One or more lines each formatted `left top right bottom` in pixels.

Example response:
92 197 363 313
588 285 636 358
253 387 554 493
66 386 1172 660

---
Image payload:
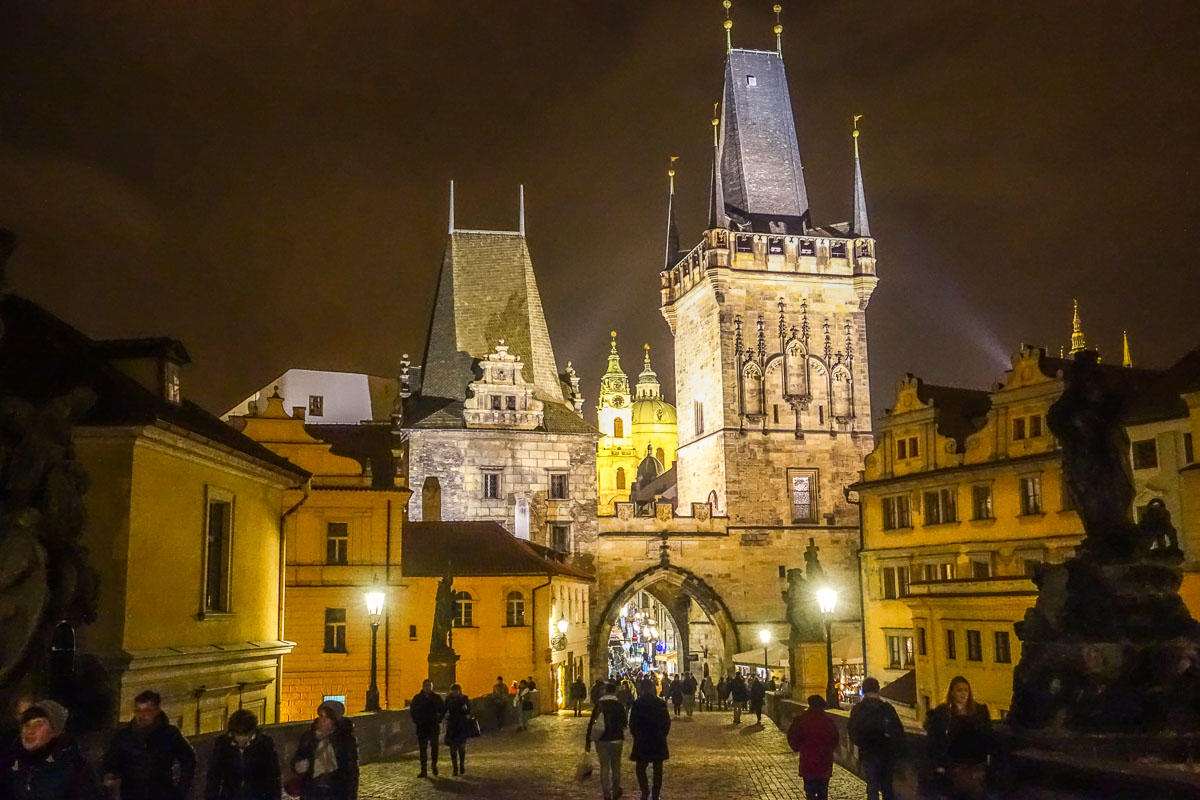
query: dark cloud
1 1 1197 418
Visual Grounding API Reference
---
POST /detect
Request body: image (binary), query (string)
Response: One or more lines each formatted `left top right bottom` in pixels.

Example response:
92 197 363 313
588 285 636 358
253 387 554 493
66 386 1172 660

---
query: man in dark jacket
729 673 749 724
628 681 671 800
410 680 446 778
102 691 196 800
1 700 100 800
204 710 280 800
847 678 903 800
585 681 627 800
749 677 767 724
571 678 589 717
681 674 697 717
590 678 607 707
491 677 509 729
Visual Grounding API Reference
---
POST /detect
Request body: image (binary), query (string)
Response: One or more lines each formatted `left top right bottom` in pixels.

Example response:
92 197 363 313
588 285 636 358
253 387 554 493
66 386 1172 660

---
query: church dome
631 396 677 426
636 446 665 484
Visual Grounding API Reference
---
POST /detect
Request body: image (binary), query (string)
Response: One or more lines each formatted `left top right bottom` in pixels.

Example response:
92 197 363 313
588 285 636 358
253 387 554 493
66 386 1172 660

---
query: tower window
616 467 626 490
506 395 516 410
483 470 502 500
656 447 665 464
1132 439 1158 470
549 473 569 500
830 241 847 258
550 524 570 553
746 75 757 86
773 404 780 424
309 395 324 417
614 418 624 438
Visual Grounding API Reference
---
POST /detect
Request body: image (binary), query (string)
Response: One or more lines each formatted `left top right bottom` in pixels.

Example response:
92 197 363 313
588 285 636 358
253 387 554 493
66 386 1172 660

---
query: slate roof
0 294 308 480
402 395 597 436
304 422 399 490
915 383 993 451
419 231 563 403
401 521 592 580
717 49 810 229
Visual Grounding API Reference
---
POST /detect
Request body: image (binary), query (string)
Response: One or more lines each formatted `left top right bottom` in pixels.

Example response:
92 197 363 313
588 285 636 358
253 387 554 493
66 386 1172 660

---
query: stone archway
590 563 742 680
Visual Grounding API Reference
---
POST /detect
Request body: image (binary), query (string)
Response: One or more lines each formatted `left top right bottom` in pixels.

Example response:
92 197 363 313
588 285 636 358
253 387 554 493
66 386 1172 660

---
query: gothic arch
741 362 764 417
590 562 742 679
830 364 853 420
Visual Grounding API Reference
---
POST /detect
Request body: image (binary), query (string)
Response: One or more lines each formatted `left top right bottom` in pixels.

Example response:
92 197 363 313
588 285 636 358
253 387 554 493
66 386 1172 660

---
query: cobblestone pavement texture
360 709 866 799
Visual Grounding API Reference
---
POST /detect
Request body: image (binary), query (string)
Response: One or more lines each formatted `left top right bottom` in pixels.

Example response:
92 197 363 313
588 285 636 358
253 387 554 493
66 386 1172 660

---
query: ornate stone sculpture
786 538 827 644
1011 351 1200 734
427 563 459 691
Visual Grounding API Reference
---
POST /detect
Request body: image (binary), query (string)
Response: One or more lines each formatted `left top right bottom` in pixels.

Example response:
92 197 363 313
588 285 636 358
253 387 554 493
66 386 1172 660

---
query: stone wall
407 428 599 569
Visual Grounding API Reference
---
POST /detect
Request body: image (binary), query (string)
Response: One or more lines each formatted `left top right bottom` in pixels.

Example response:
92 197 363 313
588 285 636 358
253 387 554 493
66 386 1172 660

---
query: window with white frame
483 470 502 500
923 487 957 525
1019 476 1043 514
506 591 526 626
882 494 911 530
453 591 474 627
203 489 234 614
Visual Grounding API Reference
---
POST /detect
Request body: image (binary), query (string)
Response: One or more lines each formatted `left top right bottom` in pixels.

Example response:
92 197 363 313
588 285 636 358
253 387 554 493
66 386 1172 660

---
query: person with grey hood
584 681 628 800
1 700 100 800
290 700 359 799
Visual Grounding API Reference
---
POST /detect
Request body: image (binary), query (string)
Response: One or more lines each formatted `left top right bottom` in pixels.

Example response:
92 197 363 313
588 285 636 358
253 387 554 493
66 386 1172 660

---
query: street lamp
364 590 385 712
816 587 841 710
760 629 771 680
558 616 569 634
551 615 569 651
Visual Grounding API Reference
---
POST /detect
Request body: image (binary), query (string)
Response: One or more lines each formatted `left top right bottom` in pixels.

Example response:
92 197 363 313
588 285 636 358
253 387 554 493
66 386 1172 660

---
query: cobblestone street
360 709 865 799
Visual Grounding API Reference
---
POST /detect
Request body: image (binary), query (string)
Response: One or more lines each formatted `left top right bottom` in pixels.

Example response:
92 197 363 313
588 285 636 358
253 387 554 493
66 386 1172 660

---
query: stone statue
429 563 455 658
786 539 826 644
1011 351 1200 736
1046 351 1135 558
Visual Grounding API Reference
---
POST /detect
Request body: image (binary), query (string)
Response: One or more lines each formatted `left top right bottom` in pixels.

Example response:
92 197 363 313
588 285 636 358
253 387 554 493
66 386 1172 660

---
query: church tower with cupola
661 6 877 533
596 332 639 512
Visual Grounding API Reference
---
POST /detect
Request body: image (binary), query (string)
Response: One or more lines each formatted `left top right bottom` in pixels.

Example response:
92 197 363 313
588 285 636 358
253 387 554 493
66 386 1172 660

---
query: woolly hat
23 700 69 736
317 700 345 721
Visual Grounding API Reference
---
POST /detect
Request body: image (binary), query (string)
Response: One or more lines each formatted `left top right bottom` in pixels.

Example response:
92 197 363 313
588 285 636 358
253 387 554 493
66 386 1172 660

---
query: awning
733 636 863 667
879 669 917 706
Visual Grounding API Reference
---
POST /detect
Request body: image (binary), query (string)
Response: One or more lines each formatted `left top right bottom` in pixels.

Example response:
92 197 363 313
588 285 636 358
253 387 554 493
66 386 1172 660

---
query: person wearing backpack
584 681 628 800
848 677 903 800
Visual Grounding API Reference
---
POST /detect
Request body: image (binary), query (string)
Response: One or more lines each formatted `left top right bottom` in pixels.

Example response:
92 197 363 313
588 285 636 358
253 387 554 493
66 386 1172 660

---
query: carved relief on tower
463 340 544 430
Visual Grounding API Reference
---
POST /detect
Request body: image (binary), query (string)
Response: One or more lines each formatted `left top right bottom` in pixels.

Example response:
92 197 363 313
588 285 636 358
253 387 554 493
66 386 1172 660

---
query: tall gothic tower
662 24 877 529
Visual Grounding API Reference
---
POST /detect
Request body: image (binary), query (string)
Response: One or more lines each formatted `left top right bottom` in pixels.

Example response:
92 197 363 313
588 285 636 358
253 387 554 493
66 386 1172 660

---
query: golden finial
723 0 733 53
668 155 679 193
853 114 863 156
1122 330 1133 368
712 103 720 147
773 4 783 54
1069 299 1086 355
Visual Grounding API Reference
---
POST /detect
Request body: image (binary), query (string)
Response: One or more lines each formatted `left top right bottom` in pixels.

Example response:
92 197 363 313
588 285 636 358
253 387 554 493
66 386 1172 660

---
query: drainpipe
385 498 393 709
843 485 868 678
277 481 311 722
531 576 553 708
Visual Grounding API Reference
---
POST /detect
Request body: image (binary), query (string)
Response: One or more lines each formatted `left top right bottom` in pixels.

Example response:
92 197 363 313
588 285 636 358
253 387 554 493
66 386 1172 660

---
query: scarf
312 728 338 779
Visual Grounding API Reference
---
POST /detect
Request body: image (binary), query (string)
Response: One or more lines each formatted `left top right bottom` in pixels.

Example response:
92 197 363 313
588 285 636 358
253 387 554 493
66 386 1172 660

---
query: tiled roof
879 669 916 706
401 521 592 580
0 294 307 480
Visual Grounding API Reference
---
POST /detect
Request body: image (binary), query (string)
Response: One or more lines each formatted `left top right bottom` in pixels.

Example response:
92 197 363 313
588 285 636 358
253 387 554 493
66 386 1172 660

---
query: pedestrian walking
681 674 697 717
924 676 994 800
443 684 475 777
667 677 683 718
617 680 635 712
590 678 606 707
786 695 840 800
205 709 280 800
729 673 749 724
289 700 358 800
514 679 532 731
102 690 196 800
410 679 446 777
716 677 729 711
1 700 100 800
749 676 766 724
767 676 778 694
848 677 903 800
628 680 671 800
584 681 627 800
492 676 509 729
571 678 590 717
700 675 715 712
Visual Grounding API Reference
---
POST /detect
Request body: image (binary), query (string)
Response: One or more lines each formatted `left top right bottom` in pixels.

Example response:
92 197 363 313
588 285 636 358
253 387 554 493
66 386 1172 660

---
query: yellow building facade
235 393 592 718
596 333 677 513
0 296 309 734
858 342 1200 721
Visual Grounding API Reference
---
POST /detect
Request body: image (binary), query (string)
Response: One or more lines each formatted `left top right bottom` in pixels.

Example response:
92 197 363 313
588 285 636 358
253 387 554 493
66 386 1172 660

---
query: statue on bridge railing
1011 351 1200 735
428 562 459 691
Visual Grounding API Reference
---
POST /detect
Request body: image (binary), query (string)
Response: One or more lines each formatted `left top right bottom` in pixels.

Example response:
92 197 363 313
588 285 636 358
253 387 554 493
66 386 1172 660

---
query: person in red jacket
786 695 840 800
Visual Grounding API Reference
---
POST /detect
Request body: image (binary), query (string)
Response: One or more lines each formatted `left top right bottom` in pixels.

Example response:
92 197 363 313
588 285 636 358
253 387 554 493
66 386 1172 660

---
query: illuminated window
788 468 818 523
656 447 665 464
1019 476 1042 514
506 592 526 627
453 592 474 627
746 75 757 86
923 562 956 582
616 468 626 490
483 471 502 500
613 418 624 438
971 485 993 519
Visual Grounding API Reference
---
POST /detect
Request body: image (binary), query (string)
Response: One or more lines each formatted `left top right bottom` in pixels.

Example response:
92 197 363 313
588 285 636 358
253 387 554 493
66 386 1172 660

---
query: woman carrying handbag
444 684 477 776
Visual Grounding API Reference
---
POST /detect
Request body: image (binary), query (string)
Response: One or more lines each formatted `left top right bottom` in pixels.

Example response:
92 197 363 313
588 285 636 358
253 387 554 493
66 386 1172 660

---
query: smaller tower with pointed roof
1069 300 1087 355
596 332 640 512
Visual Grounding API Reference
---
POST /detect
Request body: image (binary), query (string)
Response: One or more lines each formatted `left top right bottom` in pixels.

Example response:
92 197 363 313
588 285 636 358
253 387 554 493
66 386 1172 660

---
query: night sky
2 2 1197 421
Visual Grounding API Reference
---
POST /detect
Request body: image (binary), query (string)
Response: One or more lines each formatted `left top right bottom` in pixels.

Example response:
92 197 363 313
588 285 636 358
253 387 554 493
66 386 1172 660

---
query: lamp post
364 590 385 712
760 629 771 680
816 587 841 710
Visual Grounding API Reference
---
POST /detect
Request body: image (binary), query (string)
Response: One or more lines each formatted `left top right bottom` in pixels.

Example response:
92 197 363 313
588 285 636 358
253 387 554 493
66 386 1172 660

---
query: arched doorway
590 564 741 681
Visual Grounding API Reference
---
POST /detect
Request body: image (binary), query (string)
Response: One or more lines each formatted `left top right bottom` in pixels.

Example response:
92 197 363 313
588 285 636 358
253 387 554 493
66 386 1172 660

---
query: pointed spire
665 157 681 269
708 106 721 229
519 184 526 236
448 180 455 234
1069 299 1086 354
852 115 870 237
1122 330 1133 368
601 330 631 398
773 5 783 56
723 1 733 53
637 343 661 399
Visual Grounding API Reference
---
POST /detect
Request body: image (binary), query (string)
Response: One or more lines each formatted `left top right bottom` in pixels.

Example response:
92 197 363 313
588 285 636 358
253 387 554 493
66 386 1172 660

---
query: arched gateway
590 561 741 679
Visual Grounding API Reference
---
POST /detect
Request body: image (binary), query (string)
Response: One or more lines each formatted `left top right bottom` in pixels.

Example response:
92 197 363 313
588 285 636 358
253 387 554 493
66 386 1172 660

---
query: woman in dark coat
629 682 671 800
289 700 359 800
443 685 474 776
749 677 767 724
924 676 994 800
667 677 684 718
205 710 280 800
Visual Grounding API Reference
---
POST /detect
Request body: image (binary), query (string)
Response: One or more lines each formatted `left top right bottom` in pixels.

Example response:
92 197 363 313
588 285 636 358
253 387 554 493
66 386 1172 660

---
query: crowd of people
0 670 995 800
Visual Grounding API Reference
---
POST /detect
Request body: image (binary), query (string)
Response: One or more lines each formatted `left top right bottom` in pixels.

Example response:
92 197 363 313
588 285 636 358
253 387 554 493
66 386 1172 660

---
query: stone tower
662 37 878 530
